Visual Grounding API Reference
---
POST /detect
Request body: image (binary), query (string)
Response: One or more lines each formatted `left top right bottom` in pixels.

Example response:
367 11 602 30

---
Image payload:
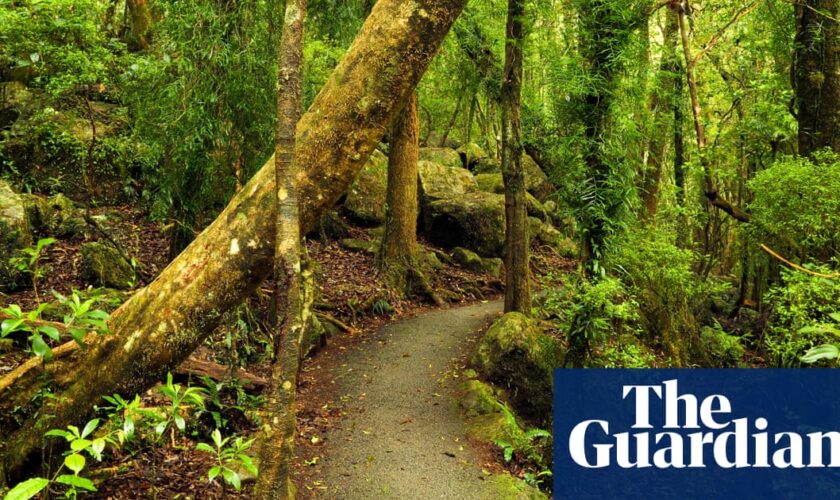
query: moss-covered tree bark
126 0 153 51
501 0 531 315
0 0 467 484
378 92 434 300
255 0 306 497
794 0 840 156
641 9 679 222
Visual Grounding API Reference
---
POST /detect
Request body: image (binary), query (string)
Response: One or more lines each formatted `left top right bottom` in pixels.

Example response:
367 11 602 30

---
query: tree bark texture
501 0 532 315
126 0 152 51
255 0 306 497
378 92 422 296
0 0 467 484
641 9 680 221
794 0 840 156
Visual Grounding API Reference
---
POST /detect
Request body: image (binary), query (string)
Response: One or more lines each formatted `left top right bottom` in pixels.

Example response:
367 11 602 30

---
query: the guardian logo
568 379 840 469
555 370 840 499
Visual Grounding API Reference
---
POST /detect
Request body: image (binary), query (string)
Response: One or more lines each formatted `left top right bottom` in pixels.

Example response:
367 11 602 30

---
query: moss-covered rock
476 173 504 194
474 158 501 174
343 150 388 225
457 142 486 167
47 194 86 239
339 238 378 255
80 242 133 289
19 194 52 235
522 155 554 202
452 247 503 277
700 326 745 367
466 411 524 444
472 313 564 421
486 473 548 500
418 147 462 169
472 157 553 202
424 192 505 257
417 161 478 205
460 380 500 417
0 180 32 291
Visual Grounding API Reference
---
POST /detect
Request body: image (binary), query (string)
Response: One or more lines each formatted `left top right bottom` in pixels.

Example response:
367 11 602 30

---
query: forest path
314 300 504 499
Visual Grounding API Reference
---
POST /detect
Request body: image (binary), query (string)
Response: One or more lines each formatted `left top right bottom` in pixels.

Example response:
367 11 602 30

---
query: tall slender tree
378 92 437 302
501 0 531 315
641 9 680 221
794 0 840 155
256 0 306 497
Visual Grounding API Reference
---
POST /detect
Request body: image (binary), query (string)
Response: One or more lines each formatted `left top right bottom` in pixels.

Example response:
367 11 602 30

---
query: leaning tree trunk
0 0 467 484
501 0 531 315
378 92 433 299
255 0 306 497
794 0 840 156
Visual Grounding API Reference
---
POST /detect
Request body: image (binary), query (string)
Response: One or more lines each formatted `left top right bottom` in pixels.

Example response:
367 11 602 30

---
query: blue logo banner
554 369 840 499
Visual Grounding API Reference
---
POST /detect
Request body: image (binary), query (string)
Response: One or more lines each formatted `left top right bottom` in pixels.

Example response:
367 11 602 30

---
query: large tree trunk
501 0 531 315
255 0 306 497
794 0 840 155
378 92 430 298
0 0 466 484
126 0 153 51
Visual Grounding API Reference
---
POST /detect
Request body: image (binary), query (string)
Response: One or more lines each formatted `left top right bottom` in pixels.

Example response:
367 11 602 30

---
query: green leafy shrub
595 334 657 368
748 151 840 262
0 0 123 96
700 321 746 367
609 226 726 366
764 269 840 366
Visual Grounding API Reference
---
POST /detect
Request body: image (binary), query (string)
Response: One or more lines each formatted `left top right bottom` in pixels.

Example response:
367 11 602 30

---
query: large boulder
47 194 87 239
423 192 505 257
471 155 553 201
80 242 134 289
451 247 503 278
0 180 32 291
418 147 462 169
471 312 564 421
417 160 477 204
522 154 554 202
475 173 549 221
457 142 486 168
343 150 388 225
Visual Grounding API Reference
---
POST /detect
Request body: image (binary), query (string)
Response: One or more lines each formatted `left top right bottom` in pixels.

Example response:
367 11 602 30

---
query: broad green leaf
174 415 186 431
801 344 840 364
55 474 97 491
830 312 840 323
155 421 167 435
222 468 241 491
239 454 258 476
195 442 215 454
38 325 60 341
2 477 49 500
1 304 23 318
2 319 26 337
45 429 73 440
64 453 86 474
30 334 52 360
81 418 100 438
70 438 92 452
208 465 222 482
212 428 223 448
